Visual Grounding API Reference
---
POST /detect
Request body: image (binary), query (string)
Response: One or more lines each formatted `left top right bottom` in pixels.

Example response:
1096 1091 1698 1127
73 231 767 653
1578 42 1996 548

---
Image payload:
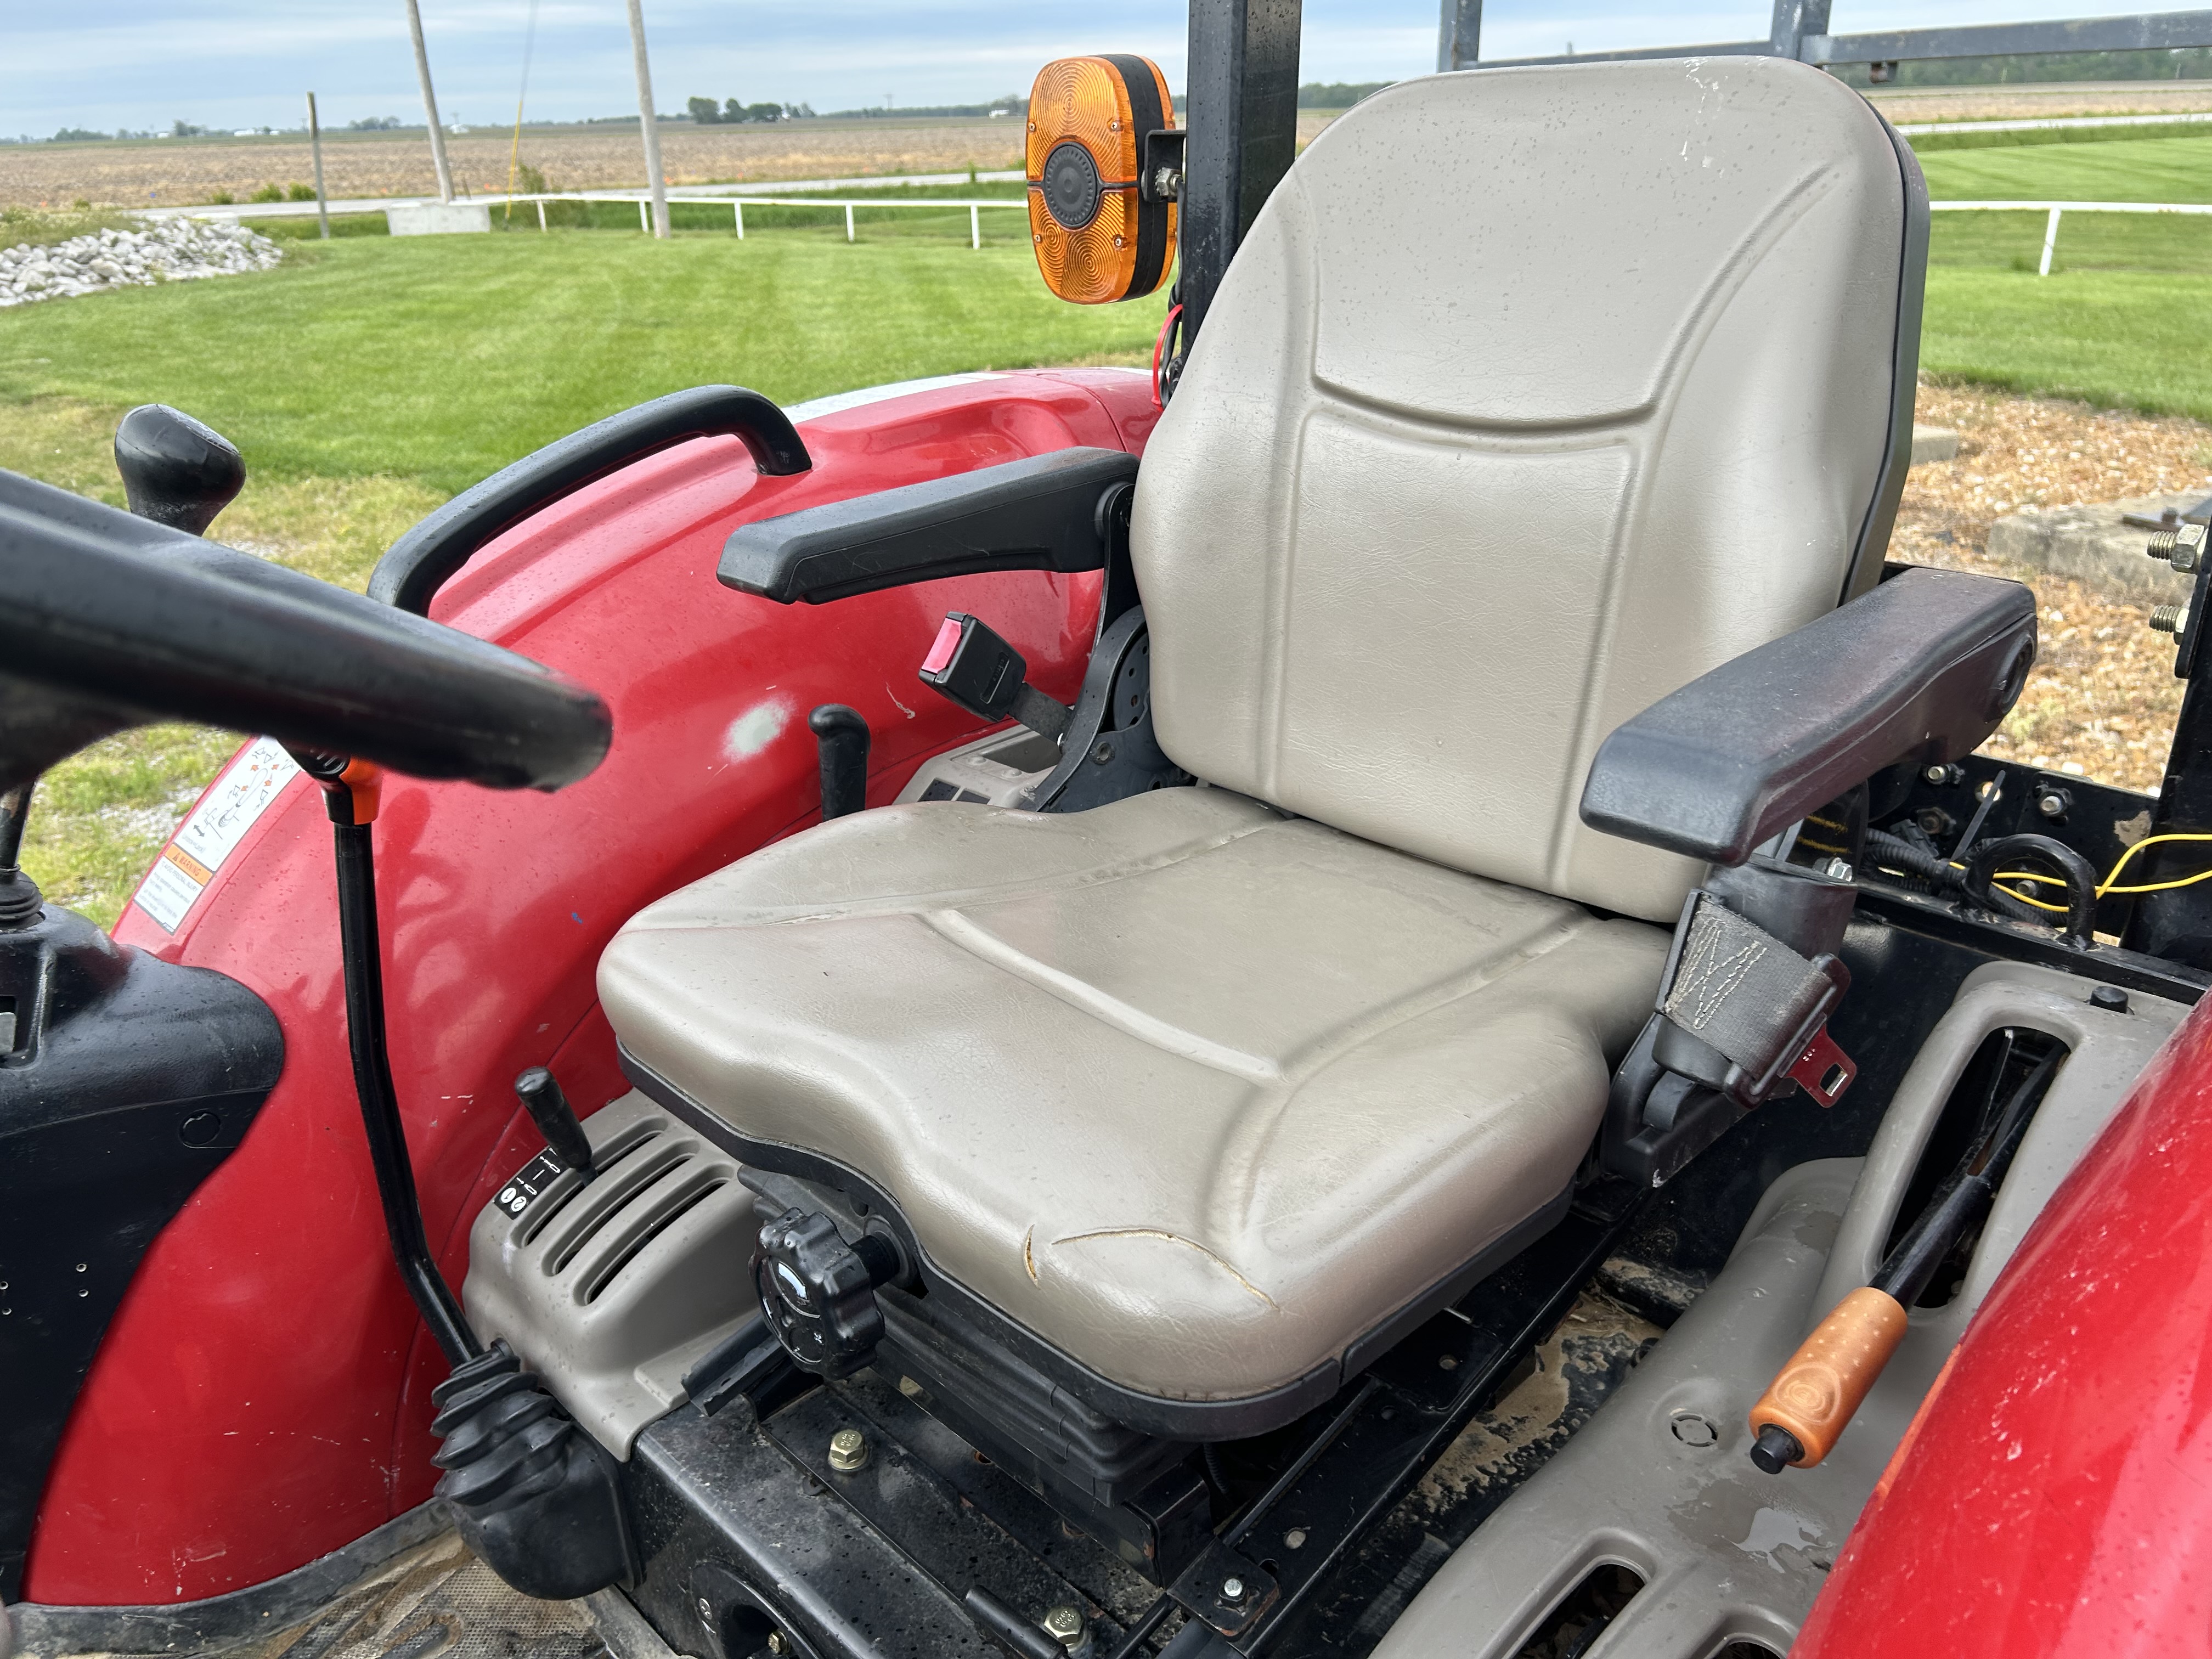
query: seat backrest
1131 57 1922 923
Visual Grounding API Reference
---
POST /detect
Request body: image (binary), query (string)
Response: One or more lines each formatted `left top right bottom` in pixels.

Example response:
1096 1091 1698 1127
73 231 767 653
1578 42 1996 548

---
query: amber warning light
1026 55 1180 304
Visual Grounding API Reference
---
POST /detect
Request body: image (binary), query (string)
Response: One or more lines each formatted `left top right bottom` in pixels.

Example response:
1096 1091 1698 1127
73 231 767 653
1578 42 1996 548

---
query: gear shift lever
113 404 245 536
514 1066 595 1174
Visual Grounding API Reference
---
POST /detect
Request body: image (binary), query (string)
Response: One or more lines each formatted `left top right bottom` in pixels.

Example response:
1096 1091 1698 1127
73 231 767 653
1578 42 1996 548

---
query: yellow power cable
1982 831 2212 915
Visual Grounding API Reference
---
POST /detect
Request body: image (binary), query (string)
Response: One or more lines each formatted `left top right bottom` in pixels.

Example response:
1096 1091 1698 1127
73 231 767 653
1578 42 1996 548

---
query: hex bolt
828 1427 870 1473
1821 857 1854 882
1923 764 1949 784
768 1634 787 1655
2036 788 2071 820
1041 1605 1087 1650
1221 1577 1247 1605
2148 524 2206 570
2152 605 2188 635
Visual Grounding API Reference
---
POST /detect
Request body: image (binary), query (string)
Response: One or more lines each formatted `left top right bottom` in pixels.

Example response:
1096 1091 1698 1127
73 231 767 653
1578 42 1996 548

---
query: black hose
334 820 481 1365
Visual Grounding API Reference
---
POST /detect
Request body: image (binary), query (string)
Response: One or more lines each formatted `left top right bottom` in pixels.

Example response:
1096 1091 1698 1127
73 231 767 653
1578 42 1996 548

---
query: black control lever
918 613 1073 742
0 786 40 930
809 704 870 820
114 404 245 536
514 1066 594 1174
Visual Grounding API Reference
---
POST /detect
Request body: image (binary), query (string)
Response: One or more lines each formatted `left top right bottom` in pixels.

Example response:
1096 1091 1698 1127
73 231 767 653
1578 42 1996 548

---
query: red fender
26 370 1159 1605
1797 987 2212 1655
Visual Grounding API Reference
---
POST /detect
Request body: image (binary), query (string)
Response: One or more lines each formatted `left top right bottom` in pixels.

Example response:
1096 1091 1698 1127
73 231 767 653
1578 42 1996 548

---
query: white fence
1930 198 2212 275
491 191 1028 247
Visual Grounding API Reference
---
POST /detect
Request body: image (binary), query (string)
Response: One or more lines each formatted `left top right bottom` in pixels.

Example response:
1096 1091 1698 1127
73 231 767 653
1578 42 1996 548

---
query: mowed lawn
0 227 1163 922
1914 135 2212 421
0 223 1159 494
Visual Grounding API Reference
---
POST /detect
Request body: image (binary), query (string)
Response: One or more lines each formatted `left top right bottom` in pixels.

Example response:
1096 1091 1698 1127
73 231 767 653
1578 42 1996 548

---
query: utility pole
402 0 455 201
1437 0 1481 70
625 0 671 239
306 91 331 238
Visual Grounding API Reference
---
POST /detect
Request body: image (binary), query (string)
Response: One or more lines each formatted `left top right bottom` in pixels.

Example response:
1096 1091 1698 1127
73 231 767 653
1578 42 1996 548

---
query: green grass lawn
1909 133 2212 419
1 228 1160 922
0 226 1158 495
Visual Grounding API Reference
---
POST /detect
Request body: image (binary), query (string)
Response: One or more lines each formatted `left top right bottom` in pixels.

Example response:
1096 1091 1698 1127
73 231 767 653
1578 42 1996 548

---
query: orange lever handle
1749 1285 1909 1468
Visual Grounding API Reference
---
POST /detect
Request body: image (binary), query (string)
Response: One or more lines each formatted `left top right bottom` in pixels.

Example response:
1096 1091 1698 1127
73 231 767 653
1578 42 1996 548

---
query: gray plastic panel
463 1091 759 1457
1372 961 2185 1659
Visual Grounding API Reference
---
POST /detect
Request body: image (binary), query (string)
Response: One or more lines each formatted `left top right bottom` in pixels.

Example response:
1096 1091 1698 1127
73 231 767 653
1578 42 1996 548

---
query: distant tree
723 98 744 123
741 101 783 123
53 127 109 142
788 103 816 119
687 96 722 125
171 120 206 137
347 115 402 132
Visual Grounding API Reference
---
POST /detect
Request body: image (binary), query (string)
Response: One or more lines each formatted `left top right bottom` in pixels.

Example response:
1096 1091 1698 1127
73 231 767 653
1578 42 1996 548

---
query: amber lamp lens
1026 55 1177 304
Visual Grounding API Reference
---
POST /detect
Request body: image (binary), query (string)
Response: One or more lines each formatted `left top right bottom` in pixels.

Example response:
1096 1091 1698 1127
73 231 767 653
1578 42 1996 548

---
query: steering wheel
0 467 611 795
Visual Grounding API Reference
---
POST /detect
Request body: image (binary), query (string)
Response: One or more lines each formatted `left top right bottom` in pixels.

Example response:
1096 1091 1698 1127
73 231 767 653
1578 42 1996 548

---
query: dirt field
4 113 1345 209
1904 381 2212 794
1867 79 2212 124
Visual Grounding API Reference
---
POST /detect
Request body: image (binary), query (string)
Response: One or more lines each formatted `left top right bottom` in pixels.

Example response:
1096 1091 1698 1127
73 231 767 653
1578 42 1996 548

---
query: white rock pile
0 219 284 308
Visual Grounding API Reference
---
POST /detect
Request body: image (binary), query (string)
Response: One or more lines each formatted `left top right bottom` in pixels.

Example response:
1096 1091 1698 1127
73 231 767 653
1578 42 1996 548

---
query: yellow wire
1976 832 2212 915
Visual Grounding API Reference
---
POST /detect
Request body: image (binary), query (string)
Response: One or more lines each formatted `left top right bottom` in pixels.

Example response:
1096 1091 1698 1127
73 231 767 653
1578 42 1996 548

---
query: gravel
0 217 283 308
1900 380 2212 794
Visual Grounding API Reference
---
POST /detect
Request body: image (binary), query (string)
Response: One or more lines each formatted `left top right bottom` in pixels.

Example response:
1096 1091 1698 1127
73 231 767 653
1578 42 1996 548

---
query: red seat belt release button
1787 1024 1857 1107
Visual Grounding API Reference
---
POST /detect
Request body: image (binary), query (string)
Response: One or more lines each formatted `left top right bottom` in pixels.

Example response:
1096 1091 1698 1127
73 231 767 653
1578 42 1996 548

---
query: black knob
114 404 245 536
513 1066 594 1173
754 1208 900 1378
1748 1422 1805 1474
809 704 870 821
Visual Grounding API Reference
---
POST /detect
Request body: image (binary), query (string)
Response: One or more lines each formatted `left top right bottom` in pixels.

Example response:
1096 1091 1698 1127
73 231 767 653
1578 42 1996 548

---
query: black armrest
719 447 1137 605
1579 566 2036 865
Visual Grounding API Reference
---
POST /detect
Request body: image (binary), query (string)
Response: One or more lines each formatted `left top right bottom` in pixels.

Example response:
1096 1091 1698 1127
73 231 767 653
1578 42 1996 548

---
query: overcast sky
4 2 2191 138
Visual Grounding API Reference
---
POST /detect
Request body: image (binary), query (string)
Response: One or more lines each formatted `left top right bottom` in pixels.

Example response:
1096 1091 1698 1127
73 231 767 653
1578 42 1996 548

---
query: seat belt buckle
919 613 1073 742
1786 1023 1857 1108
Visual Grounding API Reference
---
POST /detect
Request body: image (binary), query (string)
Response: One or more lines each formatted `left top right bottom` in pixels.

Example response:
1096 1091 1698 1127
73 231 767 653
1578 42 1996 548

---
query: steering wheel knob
115 404 245 537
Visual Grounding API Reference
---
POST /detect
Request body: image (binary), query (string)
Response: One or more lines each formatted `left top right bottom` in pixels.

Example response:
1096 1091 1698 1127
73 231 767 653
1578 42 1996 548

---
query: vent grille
515 1116 665 1246
578 1172 730 1305
539 1138 690 1271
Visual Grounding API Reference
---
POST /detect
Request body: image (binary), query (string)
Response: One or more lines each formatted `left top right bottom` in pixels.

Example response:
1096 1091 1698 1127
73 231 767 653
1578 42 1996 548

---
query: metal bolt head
1821 857 1854 882
1221 1577 1247 1604
1091 740 1115 765
827 1427 869 1473
767 1634 786 1655
2036 789 2068 819
1922 764 1950 785
1041 1605 1086 1647
697 1596 714 1623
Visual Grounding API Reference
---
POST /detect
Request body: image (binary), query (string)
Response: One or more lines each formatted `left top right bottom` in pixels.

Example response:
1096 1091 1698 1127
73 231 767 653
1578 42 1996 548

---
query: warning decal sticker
132 736 302 934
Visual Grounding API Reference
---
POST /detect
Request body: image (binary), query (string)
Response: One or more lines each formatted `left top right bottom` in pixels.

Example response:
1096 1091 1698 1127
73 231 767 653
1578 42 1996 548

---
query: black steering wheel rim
0 468 611 795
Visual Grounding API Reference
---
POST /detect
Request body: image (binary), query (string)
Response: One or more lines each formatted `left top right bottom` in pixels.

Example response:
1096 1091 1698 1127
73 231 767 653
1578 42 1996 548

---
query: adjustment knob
114 404 246 537
753 1209 900 1378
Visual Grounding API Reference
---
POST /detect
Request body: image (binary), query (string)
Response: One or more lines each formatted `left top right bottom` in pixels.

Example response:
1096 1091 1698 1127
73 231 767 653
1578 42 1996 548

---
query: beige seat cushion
601 788 1667 1403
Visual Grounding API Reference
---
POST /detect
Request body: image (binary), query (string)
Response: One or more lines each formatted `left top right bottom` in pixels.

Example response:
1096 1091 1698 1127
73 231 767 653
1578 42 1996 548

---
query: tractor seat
603 787 1667 1405
599 56 1918 1425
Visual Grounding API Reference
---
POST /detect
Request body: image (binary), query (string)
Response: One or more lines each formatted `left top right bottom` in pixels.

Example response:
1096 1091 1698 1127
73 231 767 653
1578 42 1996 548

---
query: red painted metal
1796 988 2212 1657
25 370 1159 1605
